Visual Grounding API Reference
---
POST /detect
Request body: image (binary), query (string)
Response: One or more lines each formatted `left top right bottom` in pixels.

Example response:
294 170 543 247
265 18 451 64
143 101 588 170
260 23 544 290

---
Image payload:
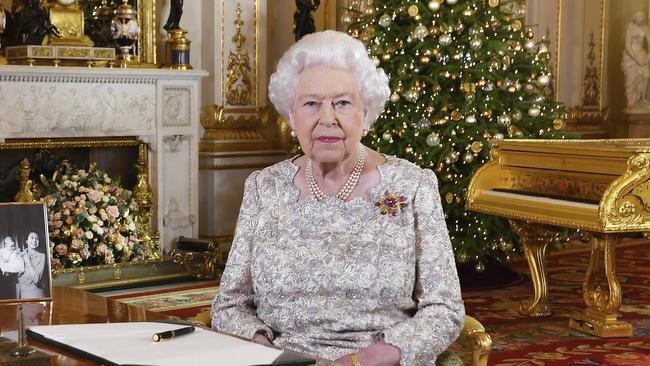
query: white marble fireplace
0 65 207 254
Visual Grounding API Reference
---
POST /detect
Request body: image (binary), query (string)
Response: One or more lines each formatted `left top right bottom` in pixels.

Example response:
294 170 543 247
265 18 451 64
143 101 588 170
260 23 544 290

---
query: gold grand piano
466 139 650 338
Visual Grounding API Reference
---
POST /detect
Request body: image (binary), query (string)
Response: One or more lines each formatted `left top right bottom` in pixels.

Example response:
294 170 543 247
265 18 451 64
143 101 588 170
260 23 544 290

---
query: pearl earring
290 130 297 137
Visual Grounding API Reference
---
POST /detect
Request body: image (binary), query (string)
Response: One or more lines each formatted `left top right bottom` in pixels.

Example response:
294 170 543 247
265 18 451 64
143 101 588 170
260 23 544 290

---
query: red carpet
109 240 650 365
462 239 650 365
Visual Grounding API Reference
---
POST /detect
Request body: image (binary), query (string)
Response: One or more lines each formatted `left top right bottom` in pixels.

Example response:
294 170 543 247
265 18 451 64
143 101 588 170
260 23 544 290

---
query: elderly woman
212 30 464 365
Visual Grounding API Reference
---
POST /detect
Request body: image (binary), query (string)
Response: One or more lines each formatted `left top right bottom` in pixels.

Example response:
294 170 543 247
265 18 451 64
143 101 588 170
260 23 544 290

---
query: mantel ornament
161 0 191 69
44 0 94 47
111 0 140 67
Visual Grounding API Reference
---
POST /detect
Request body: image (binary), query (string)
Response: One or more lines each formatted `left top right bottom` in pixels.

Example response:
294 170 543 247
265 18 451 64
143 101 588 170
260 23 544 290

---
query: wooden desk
1 287 328 366
0 286 168 366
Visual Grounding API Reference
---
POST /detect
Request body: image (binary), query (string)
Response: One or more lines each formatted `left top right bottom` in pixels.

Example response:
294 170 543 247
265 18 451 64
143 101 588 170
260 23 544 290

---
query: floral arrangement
38 165 154 270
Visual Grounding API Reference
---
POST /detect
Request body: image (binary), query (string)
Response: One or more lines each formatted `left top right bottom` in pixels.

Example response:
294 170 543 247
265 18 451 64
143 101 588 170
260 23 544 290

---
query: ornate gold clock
44 0 94 46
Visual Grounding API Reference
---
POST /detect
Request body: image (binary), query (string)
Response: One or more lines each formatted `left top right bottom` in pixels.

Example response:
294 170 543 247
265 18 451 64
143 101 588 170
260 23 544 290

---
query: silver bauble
446 0 458 4
378 14 391 27
528 105 541 117
497 114 511 126
426 132 441 146
463 152 474 163
525 39 536 51
382 132 392 141
465 115 477 124
474 262 486 273
390 92 400 102
470 37 482 49
428 0 441 11
439 33 452 46
413 24 429 40
537 74 550 86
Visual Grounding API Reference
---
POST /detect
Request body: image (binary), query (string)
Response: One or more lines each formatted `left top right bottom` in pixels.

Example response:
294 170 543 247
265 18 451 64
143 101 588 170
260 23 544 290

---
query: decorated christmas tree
345 0 566 270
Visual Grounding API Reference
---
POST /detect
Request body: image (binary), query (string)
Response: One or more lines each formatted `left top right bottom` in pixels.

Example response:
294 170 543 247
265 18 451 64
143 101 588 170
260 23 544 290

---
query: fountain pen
152 325 195 342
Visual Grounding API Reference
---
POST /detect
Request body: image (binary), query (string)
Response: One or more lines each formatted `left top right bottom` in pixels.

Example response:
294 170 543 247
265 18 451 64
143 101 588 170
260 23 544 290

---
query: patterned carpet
462 239 650 365
107 240 650 365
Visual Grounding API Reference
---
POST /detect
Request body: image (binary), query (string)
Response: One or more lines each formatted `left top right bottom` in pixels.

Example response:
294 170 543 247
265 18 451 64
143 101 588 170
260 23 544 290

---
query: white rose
97 220 104 226
92 223 104 235
128 222 136 231
87 215 97 223
102 196 109 203
85 231 94 239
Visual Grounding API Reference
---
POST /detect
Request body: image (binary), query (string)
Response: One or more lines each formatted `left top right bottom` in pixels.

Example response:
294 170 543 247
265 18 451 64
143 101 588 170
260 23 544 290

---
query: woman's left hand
333 340 400 366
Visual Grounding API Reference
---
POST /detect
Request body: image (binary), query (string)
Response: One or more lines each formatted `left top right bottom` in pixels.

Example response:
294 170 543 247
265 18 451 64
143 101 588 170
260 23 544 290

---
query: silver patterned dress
211 155 465 365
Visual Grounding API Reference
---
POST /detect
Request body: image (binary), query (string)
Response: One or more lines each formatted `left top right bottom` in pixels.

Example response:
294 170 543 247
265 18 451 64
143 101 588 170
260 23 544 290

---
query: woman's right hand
252 331 273 346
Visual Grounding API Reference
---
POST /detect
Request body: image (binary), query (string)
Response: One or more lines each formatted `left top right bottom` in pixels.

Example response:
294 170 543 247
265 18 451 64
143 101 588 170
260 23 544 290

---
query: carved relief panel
0 77 155 138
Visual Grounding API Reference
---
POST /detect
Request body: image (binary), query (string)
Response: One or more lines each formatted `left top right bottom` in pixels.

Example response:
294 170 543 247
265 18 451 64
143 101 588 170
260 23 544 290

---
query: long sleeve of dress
211 171 274 340
382 168 465 365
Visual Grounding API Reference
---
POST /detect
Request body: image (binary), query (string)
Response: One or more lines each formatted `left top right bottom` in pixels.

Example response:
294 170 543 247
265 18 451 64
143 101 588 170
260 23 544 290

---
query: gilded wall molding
226 3 253 106
582 32 600 107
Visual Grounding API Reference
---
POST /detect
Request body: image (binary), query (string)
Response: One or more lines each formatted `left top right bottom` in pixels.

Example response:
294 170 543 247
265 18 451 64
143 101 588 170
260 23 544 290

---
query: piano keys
466 138 650 338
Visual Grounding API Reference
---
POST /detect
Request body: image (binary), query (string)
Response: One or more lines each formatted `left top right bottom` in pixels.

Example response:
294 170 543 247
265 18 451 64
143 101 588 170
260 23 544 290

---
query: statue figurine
294 0 320 41
622 11 650 112
10 0 60 45
163 0 184 31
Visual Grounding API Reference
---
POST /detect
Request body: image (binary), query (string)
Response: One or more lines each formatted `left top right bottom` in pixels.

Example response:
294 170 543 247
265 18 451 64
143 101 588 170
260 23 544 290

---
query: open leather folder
27 321 315 366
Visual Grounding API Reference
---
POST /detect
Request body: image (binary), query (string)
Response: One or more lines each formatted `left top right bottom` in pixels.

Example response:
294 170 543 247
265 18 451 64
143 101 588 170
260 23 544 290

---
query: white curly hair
268 30 390 129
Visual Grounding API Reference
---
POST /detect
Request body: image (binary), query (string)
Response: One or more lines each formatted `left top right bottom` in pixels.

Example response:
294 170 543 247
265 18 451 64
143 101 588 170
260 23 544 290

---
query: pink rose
96 243 108 255
71 239 83 250
87 190 101 202
65 217 73 225
106 206 120 220
55 244 68 255
51 258 63 270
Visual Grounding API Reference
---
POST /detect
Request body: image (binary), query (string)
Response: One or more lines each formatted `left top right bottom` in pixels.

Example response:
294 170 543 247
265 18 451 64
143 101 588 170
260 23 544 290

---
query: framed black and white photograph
0 202 52 303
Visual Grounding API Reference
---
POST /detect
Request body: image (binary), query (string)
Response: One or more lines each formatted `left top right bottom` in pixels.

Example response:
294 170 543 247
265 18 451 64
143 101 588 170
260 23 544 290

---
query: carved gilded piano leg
569 233 633 337
509 220 558 317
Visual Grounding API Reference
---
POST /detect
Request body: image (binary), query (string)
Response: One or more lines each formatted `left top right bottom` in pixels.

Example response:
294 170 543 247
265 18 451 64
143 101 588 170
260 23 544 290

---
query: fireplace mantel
0 65 208 254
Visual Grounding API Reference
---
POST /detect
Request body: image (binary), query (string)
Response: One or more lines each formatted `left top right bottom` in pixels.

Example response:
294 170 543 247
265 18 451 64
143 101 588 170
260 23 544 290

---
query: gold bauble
526 28 535 39
482 110 492 118
470 141 483 153
512 20 523 31
507 85 517 93
457 249 470 263
420 55 431 64
553 118 564 130
405 145 413 154
445 192 454 204
408 5 419 17
450 110 462 121
488 0 500 7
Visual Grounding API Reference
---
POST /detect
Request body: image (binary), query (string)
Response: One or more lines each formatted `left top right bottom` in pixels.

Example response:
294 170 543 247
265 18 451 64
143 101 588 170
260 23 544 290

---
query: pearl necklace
306 146 366 202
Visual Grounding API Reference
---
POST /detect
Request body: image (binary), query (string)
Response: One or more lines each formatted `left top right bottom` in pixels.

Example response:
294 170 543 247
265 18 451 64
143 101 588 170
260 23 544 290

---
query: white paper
28 322 284 366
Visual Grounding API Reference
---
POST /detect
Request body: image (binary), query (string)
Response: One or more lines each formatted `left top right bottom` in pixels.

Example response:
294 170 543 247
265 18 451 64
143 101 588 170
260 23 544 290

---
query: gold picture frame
0 202 53 304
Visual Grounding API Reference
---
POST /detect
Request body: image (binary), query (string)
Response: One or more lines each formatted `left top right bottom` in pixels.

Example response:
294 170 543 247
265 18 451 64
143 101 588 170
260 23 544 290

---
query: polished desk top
0 286 169 366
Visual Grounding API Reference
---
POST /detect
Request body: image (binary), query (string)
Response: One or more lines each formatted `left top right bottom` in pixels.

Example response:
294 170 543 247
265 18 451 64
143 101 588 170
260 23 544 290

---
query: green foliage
347 0 566 267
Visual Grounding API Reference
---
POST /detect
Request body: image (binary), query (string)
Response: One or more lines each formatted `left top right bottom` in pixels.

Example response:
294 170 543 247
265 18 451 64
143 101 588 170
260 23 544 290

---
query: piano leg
569 233 633 337
509 220 558 317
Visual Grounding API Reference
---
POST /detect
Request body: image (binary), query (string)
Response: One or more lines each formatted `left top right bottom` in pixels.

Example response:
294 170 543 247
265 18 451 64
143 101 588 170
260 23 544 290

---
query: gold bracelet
350 352 362 366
